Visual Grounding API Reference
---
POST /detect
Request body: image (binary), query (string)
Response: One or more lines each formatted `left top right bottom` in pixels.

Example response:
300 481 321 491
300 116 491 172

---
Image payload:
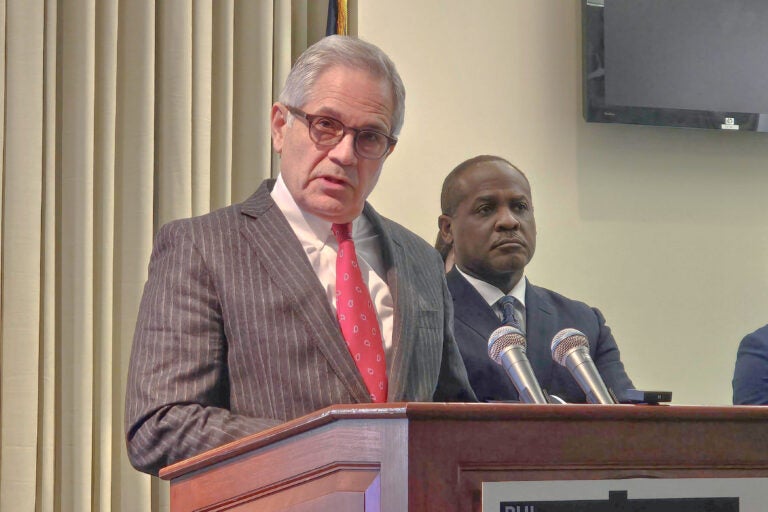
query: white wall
358 0 768 405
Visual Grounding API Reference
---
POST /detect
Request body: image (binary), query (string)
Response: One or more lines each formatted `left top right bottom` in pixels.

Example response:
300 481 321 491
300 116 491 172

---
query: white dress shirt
270 174 395 352
456 267 527 333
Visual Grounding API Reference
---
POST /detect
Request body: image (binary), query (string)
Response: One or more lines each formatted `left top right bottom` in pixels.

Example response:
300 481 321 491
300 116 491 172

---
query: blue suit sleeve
592 307 635 402
733 325 768 405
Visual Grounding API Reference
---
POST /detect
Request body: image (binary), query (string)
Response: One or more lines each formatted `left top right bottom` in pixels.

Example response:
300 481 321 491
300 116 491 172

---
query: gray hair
278 35 406 136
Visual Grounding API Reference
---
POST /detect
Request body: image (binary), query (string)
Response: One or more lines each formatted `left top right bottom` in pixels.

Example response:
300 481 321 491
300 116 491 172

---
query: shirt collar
270 173 372 244
456 266 527 308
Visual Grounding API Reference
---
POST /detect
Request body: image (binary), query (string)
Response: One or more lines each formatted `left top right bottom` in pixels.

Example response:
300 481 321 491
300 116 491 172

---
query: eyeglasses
285 105 397 160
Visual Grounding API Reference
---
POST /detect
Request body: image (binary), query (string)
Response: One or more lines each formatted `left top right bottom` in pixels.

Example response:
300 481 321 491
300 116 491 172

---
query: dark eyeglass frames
285 105 397 160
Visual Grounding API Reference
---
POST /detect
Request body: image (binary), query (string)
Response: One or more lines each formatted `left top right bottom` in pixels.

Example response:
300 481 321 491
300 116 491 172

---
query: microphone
488 326 548 404
550 328 617 404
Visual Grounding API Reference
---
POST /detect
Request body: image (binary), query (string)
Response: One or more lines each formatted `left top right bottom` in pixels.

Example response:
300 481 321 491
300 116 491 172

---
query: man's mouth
316 176 350 189
493 237 524 249
318 174 350 186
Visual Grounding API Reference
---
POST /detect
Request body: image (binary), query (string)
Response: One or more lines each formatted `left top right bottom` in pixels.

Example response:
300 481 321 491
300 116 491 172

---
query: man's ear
270 103 287 153
438 214 454 245
376 141 396 164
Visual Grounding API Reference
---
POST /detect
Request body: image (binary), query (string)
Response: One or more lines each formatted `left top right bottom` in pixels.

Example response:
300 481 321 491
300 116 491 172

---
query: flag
325 0 348 36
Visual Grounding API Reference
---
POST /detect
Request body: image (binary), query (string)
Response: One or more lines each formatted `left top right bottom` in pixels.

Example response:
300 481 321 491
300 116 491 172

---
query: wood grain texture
162 403 768 511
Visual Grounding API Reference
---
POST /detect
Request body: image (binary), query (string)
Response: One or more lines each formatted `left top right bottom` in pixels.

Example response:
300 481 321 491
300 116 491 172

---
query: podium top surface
159 402 768 480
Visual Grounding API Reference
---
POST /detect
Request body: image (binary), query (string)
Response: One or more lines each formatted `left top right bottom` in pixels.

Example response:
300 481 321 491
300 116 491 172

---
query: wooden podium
159 403 768 511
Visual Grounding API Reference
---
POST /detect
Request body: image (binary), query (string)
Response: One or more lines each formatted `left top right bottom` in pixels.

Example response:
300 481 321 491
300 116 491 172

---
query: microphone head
550 328 589 366
488 325 527 364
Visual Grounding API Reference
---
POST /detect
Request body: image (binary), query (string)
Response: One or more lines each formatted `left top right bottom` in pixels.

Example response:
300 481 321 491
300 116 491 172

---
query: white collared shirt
270 174 394 352
456 267 527 333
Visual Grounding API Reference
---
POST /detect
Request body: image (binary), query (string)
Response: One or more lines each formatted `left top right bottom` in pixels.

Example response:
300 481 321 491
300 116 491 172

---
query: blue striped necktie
498 296 522 330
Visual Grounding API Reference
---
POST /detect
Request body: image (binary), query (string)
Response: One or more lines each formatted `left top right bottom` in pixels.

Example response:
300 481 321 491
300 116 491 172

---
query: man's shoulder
380 217 429 246
445 267 474 296
527 282 617 349
741 324 768 348
527 281 599 315
366 206 437 257
159 181 271 234
159 202 242 236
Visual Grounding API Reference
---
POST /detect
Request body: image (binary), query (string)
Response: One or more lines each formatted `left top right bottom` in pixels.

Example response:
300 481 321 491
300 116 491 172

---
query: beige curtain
0 1 321 510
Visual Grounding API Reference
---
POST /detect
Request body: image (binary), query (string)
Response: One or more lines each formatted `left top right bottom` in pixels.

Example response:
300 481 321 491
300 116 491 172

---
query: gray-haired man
125 36 474 475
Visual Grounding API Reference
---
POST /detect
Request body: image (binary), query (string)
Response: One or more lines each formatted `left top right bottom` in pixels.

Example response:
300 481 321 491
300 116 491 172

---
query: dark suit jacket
125 180 475 475
447 268 633 403
732 324 768 405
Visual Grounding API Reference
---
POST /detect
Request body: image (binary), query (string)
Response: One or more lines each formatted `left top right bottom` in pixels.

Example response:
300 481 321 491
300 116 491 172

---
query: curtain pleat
232 0 277 202
0 1 303 510
156 1 193 226
211 0 234 209
59 1 97 510
192 0 213 216
114 0 156 508
94 1 119 510
0 0 5 280
1 2 46 511
41 0 59 508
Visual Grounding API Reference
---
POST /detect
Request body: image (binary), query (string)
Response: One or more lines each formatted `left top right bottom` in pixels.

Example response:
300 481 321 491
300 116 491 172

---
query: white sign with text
483 478 768 512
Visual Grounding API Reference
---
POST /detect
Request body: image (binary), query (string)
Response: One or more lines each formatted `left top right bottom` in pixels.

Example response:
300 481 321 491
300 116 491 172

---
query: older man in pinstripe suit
125 36 475 475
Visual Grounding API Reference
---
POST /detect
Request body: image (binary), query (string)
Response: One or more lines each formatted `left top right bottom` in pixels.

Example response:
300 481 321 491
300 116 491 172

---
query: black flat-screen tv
583 0 768 132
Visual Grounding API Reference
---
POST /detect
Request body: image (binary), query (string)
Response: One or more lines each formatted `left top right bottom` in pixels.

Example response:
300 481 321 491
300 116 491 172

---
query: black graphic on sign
500 490 738 512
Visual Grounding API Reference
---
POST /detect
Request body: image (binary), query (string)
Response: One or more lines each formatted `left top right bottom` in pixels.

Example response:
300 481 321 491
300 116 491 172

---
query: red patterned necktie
331 223 388 402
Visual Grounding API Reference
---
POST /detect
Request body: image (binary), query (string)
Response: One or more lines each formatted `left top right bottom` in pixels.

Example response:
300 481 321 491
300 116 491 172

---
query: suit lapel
238 181 371 403
447 268 500 340
448 271 559 395
362 203 412 400
524 280 557 390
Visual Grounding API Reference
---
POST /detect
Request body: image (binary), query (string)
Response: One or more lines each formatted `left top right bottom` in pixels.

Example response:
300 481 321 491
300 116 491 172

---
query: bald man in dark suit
125 36 474 476
438 155 633 404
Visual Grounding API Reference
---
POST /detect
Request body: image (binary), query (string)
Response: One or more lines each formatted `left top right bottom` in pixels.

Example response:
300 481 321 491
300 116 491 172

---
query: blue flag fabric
326 0 348 36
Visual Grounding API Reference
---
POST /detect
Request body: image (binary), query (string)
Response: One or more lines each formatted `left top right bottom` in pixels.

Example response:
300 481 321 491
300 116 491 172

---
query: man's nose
327 131 358 165
496 208 520 230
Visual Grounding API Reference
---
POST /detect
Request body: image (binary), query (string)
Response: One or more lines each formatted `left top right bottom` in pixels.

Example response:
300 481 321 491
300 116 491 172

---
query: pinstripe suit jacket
125 180 475 475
